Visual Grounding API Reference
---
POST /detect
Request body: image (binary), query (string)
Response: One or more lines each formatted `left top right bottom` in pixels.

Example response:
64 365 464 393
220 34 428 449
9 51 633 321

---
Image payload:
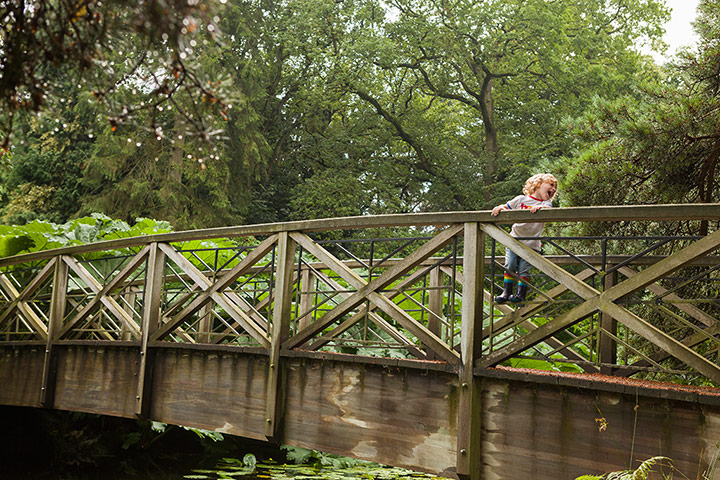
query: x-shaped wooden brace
150 236 279 349
478 224 720 383
300 261 428 358
0 258 56 340
283 227 462 364
615 265 720 375
57 251 147 339
443 265 599 372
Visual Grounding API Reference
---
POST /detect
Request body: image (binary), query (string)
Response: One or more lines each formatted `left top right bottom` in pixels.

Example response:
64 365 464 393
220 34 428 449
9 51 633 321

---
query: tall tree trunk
479 77 498 206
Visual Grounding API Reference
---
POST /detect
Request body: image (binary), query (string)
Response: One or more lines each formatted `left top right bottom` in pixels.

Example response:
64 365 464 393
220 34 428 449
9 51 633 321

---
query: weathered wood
284 226 462 354
152 243 271 348
0 259 56 333
618 266 719 328
57 248 149 339
303 268 426 358
456 224 484 479
298 268 316 331
599 271 617 374
7 343 720 480
479 227 720 370
59 255 140 338
265 232 295 441
0 272 49 340
136 243 164 417
428 267 444 345
158 235 278 340
2 204 719 268
40 257 68 407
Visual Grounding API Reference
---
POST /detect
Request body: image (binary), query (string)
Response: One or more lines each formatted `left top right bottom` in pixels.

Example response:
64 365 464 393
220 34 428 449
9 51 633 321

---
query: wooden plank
447 266 596 370
0 259 56 330
136 243 165 417
161 235 278 334
60 256 138 338
265 232 295 442
152 244 270 348
603 229 720 301
427 267 444 345
479 229 720 368
284 225 463 350
40 258 68 407
599 299 720 383
599 271 617 374
617 265 719 328
479 298 601 368
302 268 427 358
57 247 149 339
298 268 316 331
456 223 484 479
480 224 598 300
2 204 719 268
0 273 48 340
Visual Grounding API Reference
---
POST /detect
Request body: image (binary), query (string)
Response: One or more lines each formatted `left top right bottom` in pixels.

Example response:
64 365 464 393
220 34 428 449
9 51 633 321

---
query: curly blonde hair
523 173 558 197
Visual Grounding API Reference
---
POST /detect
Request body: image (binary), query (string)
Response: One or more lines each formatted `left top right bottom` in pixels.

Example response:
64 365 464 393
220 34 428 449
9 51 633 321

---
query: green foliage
563 1 720 236
0 214 173 258
281 445 373 468
576 456 683 480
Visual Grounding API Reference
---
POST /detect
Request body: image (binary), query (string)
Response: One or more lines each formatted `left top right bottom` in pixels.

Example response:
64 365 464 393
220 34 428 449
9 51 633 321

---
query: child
491 173 558 303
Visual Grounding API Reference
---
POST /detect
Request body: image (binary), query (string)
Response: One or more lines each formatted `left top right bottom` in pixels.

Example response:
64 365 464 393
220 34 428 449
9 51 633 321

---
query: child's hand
530 205 544 213
492 206 504 216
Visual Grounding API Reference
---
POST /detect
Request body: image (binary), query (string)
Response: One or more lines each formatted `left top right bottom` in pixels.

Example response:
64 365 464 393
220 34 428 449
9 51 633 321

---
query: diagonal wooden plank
443 265 596 369
0 258 56 330
481 224 599 300
58 250 148 339
617 265 718 328
0 272 49 339
152 244 270 347
284 226 463 353
158 243 269 330
162 235 278 335
603 229 720 300
368 291 459 363
303 269 427 358
478 297 600 368
599 299 720 383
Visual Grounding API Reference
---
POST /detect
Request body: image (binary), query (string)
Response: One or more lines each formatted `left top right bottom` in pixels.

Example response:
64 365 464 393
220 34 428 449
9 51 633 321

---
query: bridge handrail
1 203 718 267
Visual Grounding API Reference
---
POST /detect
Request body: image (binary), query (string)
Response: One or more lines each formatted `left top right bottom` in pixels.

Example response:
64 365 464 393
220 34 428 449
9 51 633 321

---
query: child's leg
495 249 519 303
509 257 532 303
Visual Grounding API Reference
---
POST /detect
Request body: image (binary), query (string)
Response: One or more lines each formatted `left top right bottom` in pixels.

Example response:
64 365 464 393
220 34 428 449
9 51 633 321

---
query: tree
0 0 233 151
562 0 720 235
379 0 669 205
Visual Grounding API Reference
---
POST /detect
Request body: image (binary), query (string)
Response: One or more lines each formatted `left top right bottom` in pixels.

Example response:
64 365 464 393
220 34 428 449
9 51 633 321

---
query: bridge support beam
599 270 617 374
265 232 296 443
136 243 165 418
41 257 67 408
456 223 484 480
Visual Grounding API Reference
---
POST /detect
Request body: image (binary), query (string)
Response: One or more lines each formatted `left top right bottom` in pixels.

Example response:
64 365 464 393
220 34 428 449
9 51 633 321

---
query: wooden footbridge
2 205 720 479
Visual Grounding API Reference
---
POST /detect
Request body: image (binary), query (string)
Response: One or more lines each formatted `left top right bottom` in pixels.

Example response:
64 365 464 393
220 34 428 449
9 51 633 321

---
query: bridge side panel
148 348 269 441
481 377 720 480
52 345 138 417
0 346 44 407
282 358 458 477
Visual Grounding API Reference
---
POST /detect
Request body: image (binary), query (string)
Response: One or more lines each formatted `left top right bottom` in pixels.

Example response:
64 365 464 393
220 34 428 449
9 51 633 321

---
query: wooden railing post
265 231 296 442
428 266 443 339
457 223 484 480
41 256 67 408
298 267 315 331
599 270 617 374
136 243 165 418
